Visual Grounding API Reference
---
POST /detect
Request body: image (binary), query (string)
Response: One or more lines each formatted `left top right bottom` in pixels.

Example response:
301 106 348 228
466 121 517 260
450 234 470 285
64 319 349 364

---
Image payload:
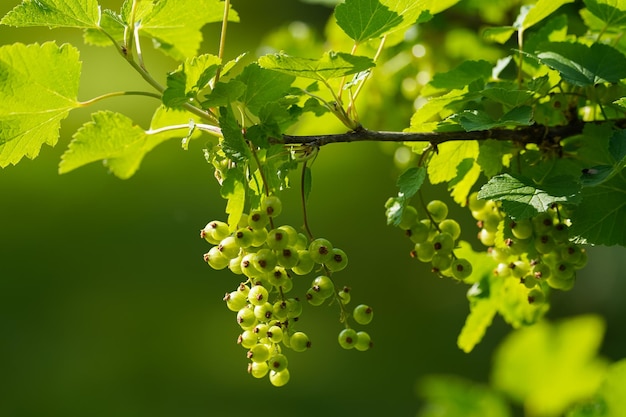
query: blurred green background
1 1 626 416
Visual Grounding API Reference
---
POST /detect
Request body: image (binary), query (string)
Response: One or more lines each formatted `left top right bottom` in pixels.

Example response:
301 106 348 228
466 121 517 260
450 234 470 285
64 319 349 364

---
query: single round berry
247 285 269 306
338 328 358 349
268 353 289 372
233 227 254 248
399 205 418 230
527 288 546 304
262 195 283 218
247 361 269 378
432 232 454 255
408 221 430 244
248 210 270 230
224 290 248 312
325 248 348 272
510 218 533 240
237 306 258 329
427 200 448 222
292 250 315 275
355 331 373 351
201 220 229 244
247 343 270 363
276 246 300 269
289 331 311 352
204 246 230 270
308 238 334 264
277 225 299 245
218 236 240 259
239 330 257 349
439 219 461 240
353 304 373 325
269 369 290 387
252 249 277 273
451 258 473 280
266 325 284 343
266 228 289 251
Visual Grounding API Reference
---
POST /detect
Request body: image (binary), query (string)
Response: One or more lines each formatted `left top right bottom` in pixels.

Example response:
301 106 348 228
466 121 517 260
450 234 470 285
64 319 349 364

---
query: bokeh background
1 1 626 416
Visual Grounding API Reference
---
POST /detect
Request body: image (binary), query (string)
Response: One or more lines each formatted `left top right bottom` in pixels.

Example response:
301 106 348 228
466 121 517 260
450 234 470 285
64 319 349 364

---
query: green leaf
536 42 626 86
1 0 100 28
335 0 459 43
163 54 222 107
458 107 533 132
136 0 239 60
59 107 195 179
569 173 626 246
202 80 246 108
458 299 497 353
83 9 126 46
258 51 375 82
492 315 608 417
218 107 250 163
235 63 295 115
428 60 493 91
478 173 582 219
519 0 575 31
448 158 481 205
483 26 516 44
0 42 81 167
478 139 514 178
584 0 626 27
482 88 534 107
601 359 626 417
221 168 246 231
397 166 426 199
427 140 479 184
417 375 512 417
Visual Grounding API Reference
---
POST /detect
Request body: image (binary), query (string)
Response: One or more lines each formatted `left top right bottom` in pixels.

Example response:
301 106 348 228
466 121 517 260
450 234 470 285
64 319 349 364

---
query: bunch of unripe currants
389 198 473 281
469 192 587 302
201 195 373 386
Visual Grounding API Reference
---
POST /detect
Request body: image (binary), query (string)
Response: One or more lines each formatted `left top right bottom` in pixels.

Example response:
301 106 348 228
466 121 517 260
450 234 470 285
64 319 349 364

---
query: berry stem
300 160 315 240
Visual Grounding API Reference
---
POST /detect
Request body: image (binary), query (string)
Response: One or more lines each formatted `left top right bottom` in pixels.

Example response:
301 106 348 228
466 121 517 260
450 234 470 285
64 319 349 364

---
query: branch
277 119 626 148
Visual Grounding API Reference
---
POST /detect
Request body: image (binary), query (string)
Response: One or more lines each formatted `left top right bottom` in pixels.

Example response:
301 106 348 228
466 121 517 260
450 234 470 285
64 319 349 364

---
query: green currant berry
527 288 546 304
248 210 269 230
269 369 290 387
532 212 553 233
534 234 556 254
252 249 277 273
201 220 229 244
250 227 268 247
468 192 486 213
276 246 300 269
203 246 230 270
238 330 257 349
267 267 289 288
262 195 282 218
427 200 448 222
218 236 240 259
573 248 588 269
353 304 373 325
228 255 244 275
253 302 274 321
551 223 569 243
308 238 334 264
224 290 248 312
547 272 575 291
247 285 269 306
532 263 551 280
338 287 351 304
325 248 348 272
247 343 270 363
248 361 269 379
233 227 254 248
292 250 315 275
355 331 373 352
482 213 501 233
240 253 263 278
289 331 311 352
561 244 583 264
399 205 418 230
295 233 309 250
268 353 288 372
432 232 454 255
414 241 435 262
285 298 302 318
451 258 472 280
510 260 530 279
439 219 461 240
311 275 334 299
267 326 284 343
408 221 430 244
510 218 533 240
478 228 496 246
338 328 358 349
277 225 299 246
431 253 453 272
306 287 326 306
266 228 289 251
237 306 258 329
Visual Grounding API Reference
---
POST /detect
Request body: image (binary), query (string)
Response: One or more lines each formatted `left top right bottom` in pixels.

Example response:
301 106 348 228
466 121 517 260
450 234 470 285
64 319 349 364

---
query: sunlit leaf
458 299 497 353
258 51 375 81
221 168 246 231
427 60 493 91
428 140 479 184
218 106 250 163
519 0 575 31
0 42 81 167
492 315 608 417
0 0 100 28
163 54 222 107
584 0 626 27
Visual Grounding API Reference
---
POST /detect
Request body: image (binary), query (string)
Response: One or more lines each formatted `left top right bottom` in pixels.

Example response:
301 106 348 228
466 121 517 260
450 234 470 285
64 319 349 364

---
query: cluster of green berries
389 198 473 281
201 195 372 385
469 192 587 302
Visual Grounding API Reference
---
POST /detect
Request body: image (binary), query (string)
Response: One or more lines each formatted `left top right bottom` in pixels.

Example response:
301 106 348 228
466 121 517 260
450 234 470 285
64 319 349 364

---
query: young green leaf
536 42 626 87
457 299 497 354
163 54 222 108
235 64 295 116
221 168 246 231
492 316 608 417
201 80 246 108
83 9 126 46
517 0 574 31
59 107 200 179
0 42 81 168
135 0 239 60
218 107 250 163
478 173 582 219
397 166 426 199
258 51 375 82
1 0 100 29
427 141 479 184
427 60 493 91
477 139 514 178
